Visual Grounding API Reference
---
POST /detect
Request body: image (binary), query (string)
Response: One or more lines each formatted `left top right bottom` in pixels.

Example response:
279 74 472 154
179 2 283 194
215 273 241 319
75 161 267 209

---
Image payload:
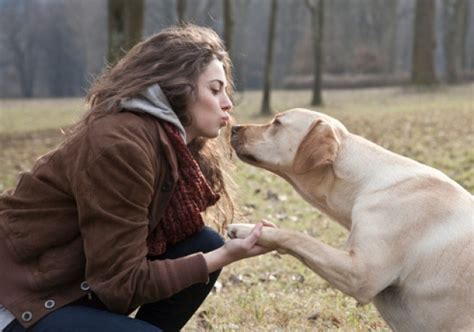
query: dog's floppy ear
293 120 340 174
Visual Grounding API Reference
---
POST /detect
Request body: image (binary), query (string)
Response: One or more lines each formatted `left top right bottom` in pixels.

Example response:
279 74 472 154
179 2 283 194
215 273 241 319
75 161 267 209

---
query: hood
120 83 187 142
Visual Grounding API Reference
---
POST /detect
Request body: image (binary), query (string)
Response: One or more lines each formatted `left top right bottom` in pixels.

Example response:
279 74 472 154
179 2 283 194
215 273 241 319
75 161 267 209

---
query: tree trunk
306 0 324 106
280 1 304 81
233 0 251 91
385 0 399 73
453 0 468 78
107 0 144 65
3 0 38 97
411 0 438 85
444 0 469 82
223 0 234 57
11 36 35 98
261 0 278 115
177 0 187 25
459 0 469 70
444 0 458 82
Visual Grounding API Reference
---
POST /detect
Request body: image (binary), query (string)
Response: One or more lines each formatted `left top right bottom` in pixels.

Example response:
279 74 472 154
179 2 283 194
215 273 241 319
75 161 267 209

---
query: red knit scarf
147 122 220 256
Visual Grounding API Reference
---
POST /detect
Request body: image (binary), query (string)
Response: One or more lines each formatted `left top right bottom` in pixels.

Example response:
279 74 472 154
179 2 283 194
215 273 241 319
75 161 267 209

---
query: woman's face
185 58 233 143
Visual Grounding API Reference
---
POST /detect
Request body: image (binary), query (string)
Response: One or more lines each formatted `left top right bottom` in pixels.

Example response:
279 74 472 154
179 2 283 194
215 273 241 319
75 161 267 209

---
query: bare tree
385 0 399 73
177 0 187 25
443 0 469 82
261 0 278 115
0 0 40 97
323 0 353 74
42 5 76 97
462 0 472 69
412 0 438 84
276 1 306 86
233 0 251 90
107 0 144 65
305 0 324 106
223 0 235 57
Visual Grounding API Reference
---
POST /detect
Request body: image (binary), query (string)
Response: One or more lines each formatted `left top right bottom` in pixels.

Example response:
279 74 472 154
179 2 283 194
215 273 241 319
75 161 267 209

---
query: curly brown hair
72 24 236 232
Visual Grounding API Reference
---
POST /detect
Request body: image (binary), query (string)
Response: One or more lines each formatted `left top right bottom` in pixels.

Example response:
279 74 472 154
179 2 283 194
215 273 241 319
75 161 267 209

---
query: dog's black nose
231 125 242 136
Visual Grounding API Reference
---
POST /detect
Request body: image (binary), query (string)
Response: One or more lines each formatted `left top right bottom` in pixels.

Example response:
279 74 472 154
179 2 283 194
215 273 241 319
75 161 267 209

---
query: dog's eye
273 118 281 126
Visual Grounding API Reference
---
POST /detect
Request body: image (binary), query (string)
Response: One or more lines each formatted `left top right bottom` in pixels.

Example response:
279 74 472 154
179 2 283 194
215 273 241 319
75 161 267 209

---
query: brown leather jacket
0 112 209 328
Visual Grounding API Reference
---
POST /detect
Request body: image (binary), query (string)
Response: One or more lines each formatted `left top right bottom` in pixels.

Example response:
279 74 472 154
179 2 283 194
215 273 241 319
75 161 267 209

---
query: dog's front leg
228 224 395 304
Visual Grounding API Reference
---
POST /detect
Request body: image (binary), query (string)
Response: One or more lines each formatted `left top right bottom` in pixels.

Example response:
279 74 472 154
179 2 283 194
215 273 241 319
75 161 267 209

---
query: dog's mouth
230 136 259 163
237 152 259 163
229 133 242 150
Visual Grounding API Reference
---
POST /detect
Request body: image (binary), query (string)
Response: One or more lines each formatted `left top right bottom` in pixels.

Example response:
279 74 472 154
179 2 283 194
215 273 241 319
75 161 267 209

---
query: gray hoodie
120 83 187 142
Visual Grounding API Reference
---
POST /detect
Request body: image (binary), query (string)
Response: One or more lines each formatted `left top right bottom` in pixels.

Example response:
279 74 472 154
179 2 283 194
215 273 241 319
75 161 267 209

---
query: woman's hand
203 222 275 273
223 222 272 261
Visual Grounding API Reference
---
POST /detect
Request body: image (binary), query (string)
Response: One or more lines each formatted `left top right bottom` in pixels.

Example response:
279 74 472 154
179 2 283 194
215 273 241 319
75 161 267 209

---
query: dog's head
230 108 347 175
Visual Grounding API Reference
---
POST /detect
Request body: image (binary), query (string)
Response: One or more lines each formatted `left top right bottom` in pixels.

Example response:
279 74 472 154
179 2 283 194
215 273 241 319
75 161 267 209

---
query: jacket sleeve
73 142 209 313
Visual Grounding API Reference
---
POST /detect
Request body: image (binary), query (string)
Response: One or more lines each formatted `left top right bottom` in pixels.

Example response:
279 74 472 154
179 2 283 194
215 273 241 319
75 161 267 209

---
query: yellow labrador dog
228 108 473 331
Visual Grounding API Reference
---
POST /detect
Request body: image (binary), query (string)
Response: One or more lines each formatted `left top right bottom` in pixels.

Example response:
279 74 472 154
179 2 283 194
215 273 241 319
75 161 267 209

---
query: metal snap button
44 300 55 309
21 311 33 322
80 281 90 291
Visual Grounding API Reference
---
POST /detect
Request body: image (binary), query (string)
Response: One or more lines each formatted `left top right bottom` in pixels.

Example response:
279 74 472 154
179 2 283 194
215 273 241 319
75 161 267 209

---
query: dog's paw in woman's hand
227 223 254 239
227 222 281 251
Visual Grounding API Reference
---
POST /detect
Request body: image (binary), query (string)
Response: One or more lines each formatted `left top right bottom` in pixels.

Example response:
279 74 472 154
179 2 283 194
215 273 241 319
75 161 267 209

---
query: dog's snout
231 125 242 136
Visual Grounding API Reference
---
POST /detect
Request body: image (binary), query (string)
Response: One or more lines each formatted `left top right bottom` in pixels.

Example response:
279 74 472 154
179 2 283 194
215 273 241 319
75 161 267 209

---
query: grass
0 83 473 331
0 98 85 134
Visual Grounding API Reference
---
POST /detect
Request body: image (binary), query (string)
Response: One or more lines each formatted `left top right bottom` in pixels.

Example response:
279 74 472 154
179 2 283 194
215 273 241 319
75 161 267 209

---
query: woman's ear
292 120 340 174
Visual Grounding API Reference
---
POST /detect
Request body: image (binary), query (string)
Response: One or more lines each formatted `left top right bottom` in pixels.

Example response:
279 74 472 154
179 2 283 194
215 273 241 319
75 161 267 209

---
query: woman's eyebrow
208 79 225 88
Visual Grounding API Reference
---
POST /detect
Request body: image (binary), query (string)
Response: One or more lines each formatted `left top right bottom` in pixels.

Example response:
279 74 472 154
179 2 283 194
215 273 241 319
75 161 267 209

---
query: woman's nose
221 94 233 112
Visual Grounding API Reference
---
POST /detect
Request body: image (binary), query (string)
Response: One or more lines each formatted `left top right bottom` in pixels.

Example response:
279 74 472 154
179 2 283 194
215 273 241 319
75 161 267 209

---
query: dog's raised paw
226 223 254 239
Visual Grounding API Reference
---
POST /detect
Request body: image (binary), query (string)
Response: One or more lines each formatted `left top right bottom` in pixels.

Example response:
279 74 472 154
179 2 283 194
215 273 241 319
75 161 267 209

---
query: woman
0 24 271 331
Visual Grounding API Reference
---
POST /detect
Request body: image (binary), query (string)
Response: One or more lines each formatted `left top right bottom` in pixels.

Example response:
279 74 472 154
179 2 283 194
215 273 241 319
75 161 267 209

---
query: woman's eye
274 118 281 125
211 88 219 95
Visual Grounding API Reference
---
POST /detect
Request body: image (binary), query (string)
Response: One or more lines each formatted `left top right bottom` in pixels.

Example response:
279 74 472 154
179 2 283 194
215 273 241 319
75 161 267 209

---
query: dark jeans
4 227 224 332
